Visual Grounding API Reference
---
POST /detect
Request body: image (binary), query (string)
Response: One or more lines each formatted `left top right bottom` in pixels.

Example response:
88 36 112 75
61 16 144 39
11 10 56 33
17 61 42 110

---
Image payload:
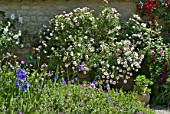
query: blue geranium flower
16 68 27 81
93 81 97 85
8 79 12 83
22 81 29 92
96 75 100 79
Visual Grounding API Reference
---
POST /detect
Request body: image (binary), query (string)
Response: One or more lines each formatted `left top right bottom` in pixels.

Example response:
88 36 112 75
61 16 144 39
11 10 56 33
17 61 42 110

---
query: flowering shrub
35 6 122 82
0 10 21 55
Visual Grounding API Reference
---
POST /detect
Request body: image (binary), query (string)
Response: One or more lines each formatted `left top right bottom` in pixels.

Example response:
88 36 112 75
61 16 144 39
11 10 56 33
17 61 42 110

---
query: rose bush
135 0 170 32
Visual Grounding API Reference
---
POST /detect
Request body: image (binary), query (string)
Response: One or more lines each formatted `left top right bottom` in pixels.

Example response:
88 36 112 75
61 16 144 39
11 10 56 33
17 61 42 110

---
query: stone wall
0 0 135 34
0 0 135 59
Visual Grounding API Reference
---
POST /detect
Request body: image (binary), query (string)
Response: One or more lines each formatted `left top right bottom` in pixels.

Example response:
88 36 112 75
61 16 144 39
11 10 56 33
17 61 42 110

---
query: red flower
165 0 169 4
143 4 148 9
136 4 141 10
153 3 159 8
153 23 157 28
148 0 153 4
150 14 156 19
142 12 147 16
146 4 153 12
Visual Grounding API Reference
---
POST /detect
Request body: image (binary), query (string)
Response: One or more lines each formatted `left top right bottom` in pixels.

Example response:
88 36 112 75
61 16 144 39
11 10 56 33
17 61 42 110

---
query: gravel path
152 106 170 114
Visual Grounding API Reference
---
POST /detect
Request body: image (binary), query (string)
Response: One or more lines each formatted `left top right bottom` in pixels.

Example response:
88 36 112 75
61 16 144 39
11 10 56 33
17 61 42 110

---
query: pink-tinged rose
165 5 168 9
123 80 127 84
160 50 164 56
13 55 17 59
21 61 26 64
127 67 131 71
151 50 155 55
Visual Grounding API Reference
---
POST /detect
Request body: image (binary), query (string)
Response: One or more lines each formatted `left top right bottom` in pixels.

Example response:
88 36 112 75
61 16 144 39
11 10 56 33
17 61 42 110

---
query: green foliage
135 75 153 94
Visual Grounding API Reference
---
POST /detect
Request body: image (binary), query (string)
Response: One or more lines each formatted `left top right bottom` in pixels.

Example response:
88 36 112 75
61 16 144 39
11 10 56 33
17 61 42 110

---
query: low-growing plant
0 58 155 113
134 75 153 94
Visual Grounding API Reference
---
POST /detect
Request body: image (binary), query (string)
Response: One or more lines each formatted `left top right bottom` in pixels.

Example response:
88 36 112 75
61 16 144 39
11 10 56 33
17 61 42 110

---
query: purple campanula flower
16 68 27 81
147 104 150 107
78 65 83 71
85 92 89 97
62 78 66 85
104 90 108 93
22 81 29 92
19 112 22 114
75 77 78 81
80 84 84 88
88 85 92 88
115 106 119 109
0 67 2 71
117 92 120 96
71 79 74 84
16 81 22 88
94 97 96 101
